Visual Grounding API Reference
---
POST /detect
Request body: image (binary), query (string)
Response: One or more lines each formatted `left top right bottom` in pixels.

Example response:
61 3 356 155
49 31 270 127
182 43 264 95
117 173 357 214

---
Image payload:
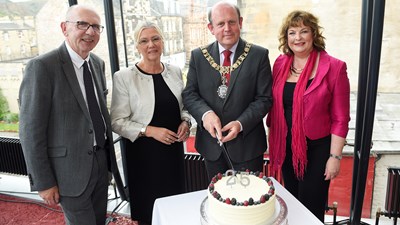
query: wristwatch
183 118 192 129
139 126 147 137
330 153 342 160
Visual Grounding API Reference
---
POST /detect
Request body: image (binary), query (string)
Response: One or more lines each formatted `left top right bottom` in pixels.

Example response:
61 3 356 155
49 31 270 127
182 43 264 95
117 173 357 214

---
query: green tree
0 88 9 121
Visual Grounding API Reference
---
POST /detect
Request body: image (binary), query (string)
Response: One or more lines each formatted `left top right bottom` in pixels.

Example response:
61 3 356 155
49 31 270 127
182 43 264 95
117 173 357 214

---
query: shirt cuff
236 120 243 132
201 110 214 122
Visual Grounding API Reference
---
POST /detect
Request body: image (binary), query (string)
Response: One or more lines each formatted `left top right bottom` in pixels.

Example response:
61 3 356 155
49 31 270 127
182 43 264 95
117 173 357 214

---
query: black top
283 79 313 131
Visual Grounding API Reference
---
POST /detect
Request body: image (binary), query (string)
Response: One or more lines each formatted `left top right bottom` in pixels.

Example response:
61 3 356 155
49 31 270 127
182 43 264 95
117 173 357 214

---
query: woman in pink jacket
267 10 350 222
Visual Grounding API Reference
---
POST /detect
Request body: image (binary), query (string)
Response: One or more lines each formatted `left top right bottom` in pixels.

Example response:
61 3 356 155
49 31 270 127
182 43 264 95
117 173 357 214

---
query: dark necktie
222 50 232 85
83 61 105 148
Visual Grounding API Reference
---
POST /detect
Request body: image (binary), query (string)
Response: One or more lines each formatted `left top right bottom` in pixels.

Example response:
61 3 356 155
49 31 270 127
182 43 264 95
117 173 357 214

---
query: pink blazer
269 50 350 140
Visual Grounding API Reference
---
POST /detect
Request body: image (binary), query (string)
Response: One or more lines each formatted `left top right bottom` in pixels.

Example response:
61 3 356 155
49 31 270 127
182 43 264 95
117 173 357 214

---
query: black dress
124 68 185 223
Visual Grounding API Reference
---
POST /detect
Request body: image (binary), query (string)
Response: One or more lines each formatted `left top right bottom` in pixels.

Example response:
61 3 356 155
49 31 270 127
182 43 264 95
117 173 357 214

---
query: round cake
207 170 276 225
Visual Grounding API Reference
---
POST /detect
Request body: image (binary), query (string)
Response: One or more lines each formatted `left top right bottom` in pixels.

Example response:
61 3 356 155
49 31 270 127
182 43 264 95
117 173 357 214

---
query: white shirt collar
65 42 90 68
218 41 239 55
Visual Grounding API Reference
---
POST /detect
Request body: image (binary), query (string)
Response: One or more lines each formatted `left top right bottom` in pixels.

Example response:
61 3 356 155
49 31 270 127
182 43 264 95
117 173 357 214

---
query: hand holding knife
215 131 235 171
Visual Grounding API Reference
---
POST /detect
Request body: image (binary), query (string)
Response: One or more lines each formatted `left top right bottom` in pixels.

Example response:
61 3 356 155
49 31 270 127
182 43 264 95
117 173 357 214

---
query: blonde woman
110 21 190 225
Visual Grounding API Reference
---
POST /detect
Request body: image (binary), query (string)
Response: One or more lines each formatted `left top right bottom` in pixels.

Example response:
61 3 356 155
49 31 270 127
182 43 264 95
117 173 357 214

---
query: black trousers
282 135 331 222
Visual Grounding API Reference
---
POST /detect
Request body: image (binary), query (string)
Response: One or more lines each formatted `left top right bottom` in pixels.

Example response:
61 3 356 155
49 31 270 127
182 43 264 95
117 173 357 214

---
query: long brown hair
278 10 325 55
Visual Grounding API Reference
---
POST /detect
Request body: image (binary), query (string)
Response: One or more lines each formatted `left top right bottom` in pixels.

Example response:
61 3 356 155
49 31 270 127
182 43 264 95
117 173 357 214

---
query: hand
146 126 178 145
177 121 190 142
203 112 222 139
220 121 241 143
324 157 341 180
325 135 345 180
38 186 59 206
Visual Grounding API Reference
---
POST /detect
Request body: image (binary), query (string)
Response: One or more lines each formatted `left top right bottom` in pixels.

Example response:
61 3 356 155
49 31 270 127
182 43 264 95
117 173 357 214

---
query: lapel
305 50 330 95
209 41 221 65
88 59 110 125
208 42 224 89
58 43 91 121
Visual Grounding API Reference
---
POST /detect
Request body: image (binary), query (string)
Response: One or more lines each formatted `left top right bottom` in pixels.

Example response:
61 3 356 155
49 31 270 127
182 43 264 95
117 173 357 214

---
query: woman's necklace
290 63 303 77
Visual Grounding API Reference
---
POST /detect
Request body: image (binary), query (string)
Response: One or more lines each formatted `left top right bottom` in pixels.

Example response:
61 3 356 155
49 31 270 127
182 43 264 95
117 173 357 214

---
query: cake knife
215 131 235 171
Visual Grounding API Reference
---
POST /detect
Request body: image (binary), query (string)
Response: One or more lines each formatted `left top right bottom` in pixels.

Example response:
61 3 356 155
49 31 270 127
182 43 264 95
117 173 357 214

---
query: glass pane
0 0 70 136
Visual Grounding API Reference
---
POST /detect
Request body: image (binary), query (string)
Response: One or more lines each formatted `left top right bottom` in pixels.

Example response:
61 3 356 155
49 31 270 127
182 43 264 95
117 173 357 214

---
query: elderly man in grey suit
19 5 122 225
182 1 273 180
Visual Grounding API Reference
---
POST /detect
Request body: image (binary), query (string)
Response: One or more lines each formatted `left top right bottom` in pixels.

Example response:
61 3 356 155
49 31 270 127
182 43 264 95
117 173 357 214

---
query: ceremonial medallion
217 84 228 99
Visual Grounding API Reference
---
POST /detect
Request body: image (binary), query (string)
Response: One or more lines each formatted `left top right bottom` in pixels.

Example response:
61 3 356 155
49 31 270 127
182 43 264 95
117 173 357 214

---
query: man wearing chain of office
182 1 272 180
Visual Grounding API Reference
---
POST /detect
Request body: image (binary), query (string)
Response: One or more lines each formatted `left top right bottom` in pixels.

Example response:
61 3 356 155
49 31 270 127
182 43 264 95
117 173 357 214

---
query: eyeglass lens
67 21 104 33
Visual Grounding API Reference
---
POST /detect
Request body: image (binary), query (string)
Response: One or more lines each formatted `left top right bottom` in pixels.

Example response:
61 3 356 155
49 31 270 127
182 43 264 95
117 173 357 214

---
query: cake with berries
207 170 276 225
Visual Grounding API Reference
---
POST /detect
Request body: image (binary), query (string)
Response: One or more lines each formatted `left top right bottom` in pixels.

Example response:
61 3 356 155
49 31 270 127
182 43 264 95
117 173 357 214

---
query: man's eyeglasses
66 21 104 34
138 36 163 46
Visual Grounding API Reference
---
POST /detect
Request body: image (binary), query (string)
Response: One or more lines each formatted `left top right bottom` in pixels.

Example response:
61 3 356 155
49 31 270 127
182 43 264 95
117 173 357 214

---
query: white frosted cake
207 170 276 225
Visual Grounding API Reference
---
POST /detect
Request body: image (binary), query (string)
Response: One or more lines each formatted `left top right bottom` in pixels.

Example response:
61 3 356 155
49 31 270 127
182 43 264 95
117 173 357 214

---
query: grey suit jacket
182 38 273 162
19 43 123 197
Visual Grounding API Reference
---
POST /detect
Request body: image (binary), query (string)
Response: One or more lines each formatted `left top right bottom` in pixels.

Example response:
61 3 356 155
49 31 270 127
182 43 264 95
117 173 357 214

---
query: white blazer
110 63 190 142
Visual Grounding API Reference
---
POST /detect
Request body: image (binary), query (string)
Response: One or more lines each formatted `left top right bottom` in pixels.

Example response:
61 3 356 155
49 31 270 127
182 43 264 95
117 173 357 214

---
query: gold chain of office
200 42 252 75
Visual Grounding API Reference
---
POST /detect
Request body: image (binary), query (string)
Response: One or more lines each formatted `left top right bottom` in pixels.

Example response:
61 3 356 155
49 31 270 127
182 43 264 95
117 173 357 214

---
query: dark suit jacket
182 38 273 162
19 43 123 197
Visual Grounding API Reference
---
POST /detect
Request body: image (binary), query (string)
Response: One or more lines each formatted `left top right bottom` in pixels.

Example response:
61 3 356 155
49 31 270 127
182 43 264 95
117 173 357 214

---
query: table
152 177 323 225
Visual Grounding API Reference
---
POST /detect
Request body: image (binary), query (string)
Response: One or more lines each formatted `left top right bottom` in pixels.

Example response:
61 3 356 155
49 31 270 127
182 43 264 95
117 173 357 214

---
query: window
0 0 398 140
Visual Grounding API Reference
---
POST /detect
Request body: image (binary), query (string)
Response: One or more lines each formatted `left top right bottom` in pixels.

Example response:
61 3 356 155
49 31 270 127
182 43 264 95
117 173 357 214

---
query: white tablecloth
152 177 323 225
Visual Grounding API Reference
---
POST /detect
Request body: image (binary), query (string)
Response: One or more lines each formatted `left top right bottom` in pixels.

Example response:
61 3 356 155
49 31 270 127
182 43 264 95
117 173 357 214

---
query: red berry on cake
260 195 266 203
212 191 219 198
217 173 223 180
244 200 249 206
268 188 275 195
225 198 231 204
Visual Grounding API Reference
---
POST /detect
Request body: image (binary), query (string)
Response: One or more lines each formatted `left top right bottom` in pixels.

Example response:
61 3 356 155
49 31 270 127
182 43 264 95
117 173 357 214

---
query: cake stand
200 195 288 225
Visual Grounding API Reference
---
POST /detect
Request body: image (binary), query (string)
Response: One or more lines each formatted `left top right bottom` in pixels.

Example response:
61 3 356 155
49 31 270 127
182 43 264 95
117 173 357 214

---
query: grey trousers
60 149 109 225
